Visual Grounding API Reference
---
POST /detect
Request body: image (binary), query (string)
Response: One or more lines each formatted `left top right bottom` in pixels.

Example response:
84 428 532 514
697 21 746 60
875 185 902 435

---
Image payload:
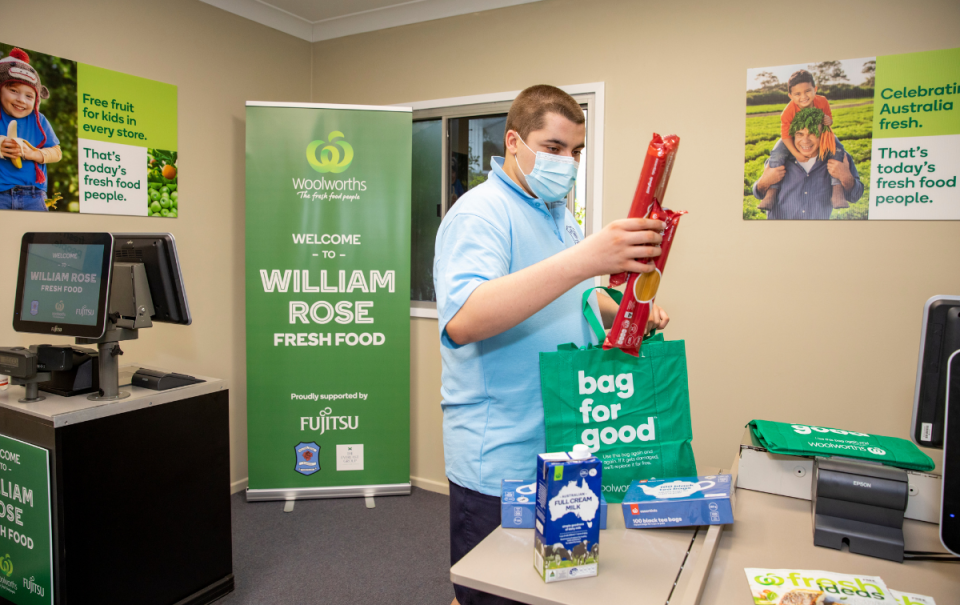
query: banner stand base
246 482 412 502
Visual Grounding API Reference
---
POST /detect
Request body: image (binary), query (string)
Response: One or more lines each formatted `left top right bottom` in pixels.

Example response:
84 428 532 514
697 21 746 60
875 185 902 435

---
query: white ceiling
200 0 544 42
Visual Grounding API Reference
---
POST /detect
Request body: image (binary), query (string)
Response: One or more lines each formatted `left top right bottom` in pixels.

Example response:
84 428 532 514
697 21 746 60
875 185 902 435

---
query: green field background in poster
245 105 411 491
0 434 53 605
76 63 177 150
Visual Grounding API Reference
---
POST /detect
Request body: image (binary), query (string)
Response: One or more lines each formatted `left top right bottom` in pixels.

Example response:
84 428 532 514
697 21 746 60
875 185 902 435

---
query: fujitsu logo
300 407 359 435
51 326 62 333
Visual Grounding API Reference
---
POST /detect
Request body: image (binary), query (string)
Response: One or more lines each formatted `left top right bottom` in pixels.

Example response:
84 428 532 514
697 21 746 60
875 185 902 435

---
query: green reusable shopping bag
748 419 935 471
540 287 697 503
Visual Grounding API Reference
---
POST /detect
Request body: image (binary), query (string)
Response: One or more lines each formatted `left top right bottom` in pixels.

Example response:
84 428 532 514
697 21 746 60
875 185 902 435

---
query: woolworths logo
306 131 354 174
0 554 11 577
752 572 888 600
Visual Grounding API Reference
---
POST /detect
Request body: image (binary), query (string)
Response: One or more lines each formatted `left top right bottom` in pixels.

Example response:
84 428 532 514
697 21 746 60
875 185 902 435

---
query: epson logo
853 481 872 489
50 326 62 333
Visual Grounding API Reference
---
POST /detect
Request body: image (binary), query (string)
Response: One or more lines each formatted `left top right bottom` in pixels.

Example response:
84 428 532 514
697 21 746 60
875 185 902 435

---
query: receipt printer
812 458 908 562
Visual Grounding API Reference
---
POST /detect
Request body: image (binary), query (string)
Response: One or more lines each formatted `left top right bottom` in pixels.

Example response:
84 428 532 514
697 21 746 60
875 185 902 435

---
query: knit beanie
0 48 51 184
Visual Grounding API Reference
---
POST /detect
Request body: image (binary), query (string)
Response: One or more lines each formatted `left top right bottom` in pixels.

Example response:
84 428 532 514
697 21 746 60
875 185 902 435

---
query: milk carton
533 445 602 583
502 479 608 529
621 474 734 528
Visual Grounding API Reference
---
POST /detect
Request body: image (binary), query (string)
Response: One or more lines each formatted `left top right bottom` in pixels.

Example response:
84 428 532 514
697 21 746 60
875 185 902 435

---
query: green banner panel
76 63 177 149
873 47 960 139
245 104 412 493
0 434 53 605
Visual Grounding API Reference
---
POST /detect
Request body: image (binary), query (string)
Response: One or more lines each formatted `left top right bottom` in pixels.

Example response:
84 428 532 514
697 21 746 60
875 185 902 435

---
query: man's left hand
827 154 854 190
646 303 669 335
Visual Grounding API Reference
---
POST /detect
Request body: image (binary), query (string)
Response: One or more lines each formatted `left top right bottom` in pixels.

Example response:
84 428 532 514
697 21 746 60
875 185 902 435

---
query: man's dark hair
505 85 584 146
787 70 817 93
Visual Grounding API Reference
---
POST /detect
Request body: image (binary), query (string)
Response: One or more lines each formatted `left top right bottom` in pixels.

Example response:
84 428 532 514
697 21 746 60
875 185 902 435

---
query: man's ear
504 130 519 156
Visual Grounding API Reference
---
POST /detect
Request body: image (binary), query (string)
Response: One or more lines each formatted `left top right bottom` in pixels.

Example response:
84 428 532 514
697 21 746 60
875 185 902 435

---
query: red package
603 199 686 357
610 134 680 287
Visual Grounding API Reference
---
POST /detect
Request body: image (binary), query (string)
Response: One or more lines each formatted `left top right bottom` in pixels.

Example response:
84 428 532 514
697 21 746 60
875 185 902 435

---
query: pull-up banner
245 102 411 501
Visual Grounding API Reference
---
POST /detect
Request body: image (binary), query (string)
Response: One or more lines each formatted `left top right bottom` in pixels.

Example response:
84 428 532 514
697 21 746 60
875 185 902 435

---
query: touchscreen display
19 243 105 326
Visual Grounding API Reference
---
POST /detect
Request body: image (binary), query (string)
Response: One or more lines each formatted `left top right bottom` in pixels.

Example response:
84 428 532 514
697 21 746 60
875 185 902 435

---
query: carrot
818 125 835 161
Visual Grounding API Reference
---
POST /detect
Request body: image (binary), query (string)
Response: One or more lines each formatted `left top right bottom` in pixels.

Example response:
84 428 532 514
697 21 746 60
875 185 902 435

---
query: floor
218 487 455 604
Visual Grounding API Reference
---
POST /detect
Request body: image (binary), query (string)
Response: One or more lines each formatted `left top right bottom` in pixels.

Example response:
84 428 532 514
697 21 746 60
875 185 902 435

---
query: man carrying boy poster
752 109 864 220
434 85 670 605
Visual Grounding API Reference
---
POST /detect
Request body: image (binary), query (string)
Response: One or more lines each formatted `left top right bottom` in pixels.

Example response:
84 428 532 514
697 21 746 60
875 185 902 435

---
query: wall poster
0 44 177 217
744 47 959 220
245 102 412 501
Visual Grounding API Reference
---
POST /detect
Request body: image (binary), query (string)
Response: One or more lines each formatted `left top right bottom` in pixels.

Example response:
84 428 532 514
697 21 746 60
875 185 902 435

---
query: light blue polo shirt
434 157 600 496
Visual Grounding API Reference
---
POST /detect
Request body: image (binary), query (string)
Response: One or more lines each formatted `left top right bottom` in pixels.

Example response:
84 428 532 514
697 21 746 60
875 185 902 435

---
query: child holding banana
0 48 62 211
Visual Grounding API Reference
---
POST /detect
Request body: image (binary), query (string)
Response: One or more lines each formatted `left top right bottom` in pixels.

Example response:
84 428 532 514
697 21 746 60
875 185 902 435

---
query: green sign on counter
0 434 53 605
245 102 412 498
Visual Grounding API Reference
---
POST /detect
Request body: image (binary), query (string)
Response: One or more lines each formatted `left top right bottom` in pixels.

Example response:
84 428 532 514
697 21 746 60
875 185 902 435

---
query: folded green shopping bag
748 419 935 471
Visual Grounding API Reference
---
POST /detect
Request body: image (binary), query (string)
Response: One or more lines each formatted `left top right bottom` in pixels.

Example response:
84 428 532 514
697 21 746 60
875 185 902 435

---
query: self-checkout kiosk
736 294 959 562
0 233 233 605
913 295 960 556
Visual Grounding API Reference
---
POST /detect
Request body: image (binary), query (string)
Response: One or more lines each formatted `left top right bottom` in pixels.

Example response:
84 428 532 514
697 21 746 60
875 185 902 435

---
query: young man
434 85 669 605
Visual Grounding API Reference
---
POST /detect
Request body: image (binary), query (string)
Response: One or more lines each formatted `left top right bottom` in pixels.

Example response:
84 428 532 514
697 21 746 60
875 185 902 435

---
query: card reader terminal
131 368 204 391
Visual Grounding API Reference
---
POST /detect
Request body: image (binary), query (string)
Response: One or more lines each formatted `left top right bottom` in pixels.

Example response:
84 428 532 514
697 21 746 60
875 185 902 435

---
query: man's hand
823 115 834 127
756 164 786 195
572 218 663 279
827 154 854 190
646 303 669 335
444 218 664 346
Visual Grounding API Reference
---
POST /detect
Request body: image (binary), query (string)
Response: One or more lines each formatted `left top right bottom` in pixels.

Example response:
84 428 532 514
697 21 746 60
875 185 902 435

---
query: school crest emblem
295 442 321 475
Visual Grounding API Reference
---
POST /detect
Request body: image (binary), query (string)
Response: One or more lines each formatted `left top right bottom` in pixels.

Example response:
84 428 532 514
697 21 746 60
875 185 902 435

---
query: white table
452 448 959 604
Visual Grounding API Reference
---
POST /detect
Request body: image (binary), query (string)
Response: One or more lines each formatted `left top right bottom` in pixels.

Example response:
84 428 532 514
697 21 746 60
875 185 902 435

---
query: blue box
621 474 734 529
502 480 607 529
533 452 603 583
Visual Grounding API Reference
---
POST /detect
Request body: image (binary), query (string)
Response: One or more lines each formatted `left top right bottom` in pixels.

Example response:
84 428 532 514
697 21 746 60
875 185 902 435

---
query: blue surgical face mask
514 134 579 202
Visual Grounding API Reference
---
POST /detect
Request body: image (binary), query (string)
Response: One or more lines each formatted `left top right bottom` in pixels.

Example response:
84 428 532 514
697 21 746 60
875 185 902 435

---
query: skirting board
411 475 450 495
246 483 411 502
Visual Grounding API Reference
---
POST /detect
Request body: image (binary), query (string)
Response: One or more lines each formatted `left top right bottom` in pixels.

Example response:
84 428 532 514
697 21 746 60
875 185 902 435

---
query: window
407 85 605 317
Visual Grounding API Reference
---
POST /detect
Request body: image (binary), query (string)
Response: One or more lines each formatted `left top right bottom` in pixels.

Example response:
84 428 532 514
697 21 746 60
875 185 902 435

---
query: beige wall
3 0 958 495
0 0 311 491
312 0 960 483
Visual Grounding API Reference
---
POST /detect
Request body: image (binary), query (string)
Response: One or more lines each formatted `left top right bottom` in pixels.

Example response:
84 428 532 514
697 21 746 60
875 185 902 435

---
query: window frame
402 83 606 319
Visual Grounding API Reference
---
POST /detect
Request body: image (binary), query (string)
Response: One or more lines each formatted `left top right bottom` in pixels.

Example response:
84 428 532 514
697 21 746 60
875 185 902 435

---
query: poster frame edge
245 100 412 112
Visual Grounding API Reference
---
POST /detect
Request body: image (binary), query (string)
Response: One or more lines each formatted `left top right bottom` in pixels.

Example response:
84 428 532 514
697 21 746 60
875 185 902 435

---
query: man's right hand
757 164 786 193
573 218 663 279
444 218 664 346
